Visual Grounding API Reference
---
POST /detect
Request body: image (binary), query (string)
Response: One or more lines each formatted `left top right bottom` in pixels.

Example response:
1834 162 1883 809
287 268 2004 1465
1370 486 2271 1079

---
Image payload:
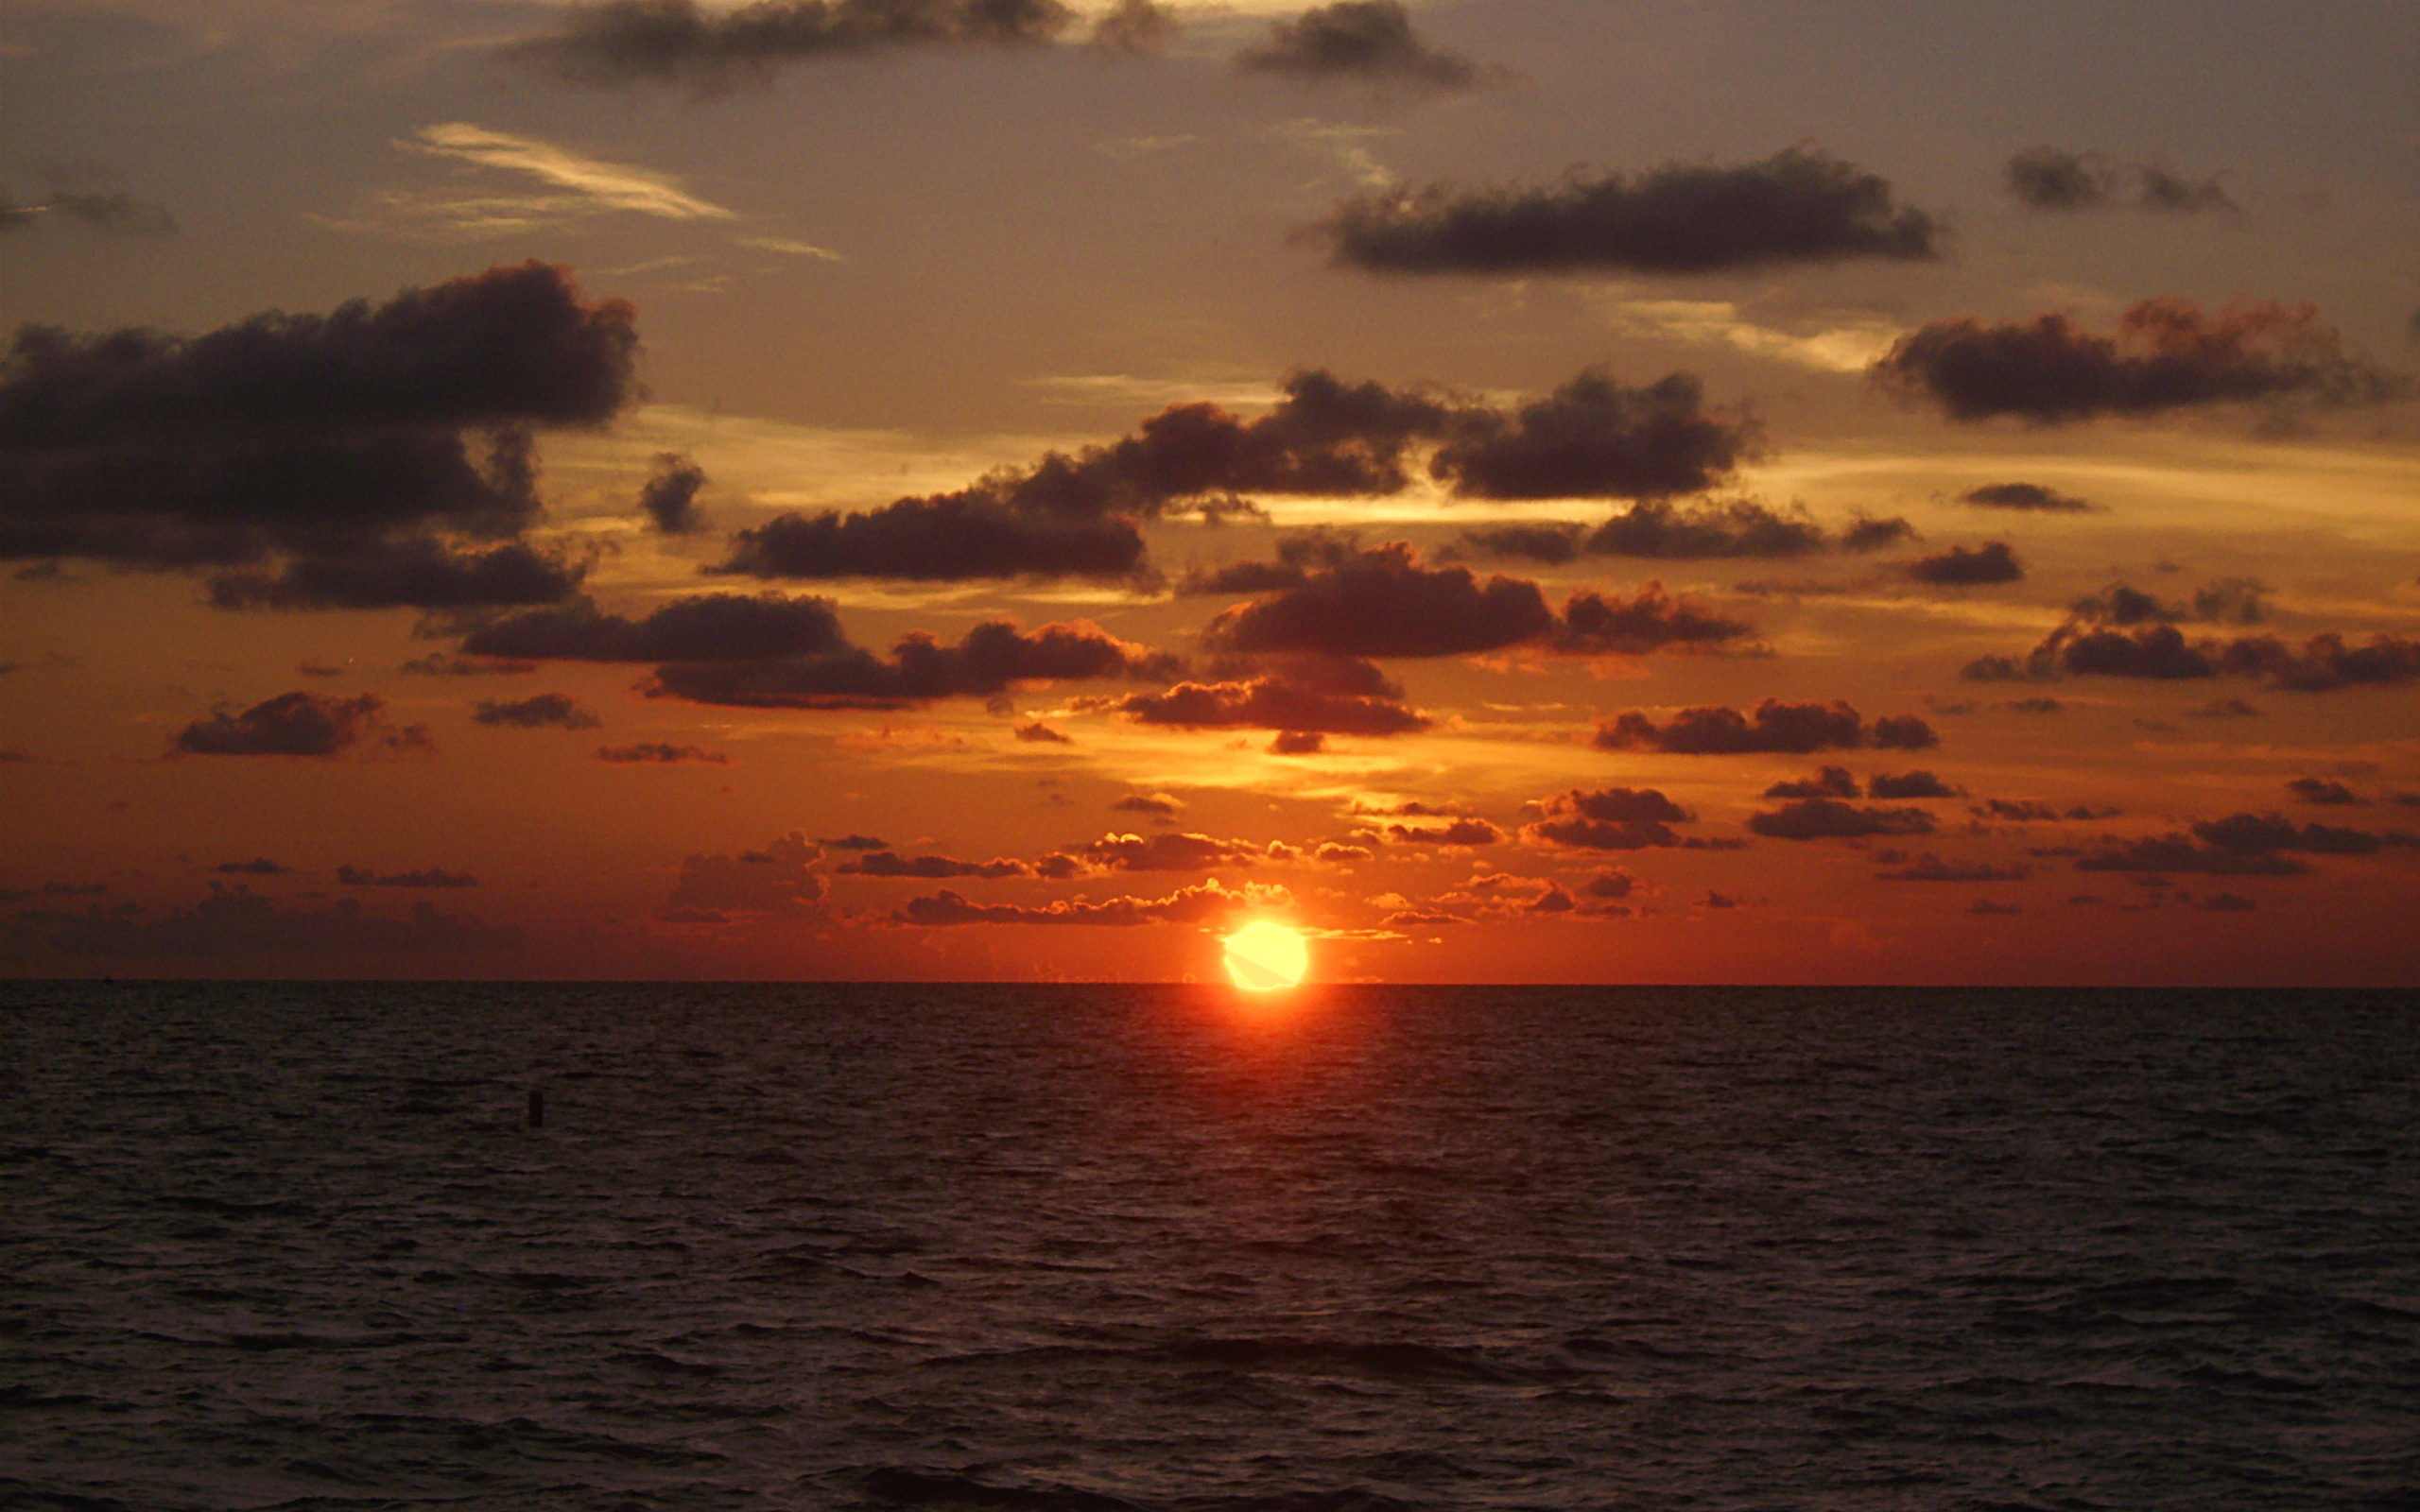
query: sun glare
1223 920 1308 991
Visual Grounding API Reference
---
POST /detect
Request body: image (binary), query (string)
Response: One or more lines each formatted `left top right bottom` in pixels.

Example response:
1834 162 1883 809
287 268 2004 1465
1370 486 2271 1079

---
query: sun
1223 920 1308 991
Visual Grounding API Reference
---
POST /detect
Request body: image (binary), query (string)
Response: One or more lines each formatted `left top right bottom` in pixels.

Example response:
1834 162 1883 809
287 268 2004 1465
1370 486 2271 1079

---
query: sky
3 0 2417 985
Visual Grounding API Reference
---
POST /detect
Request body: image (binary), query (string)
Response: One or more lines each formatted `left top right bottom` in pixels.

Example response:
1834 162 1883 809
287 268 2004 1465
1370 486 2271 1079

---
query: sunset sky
5 0 2416 983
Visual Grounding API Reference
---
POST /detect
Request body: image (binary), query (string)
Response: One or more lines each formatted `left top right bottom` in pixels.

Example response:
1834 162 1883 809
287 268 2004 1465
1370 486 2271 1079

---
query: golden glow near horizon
1223 921 1309 991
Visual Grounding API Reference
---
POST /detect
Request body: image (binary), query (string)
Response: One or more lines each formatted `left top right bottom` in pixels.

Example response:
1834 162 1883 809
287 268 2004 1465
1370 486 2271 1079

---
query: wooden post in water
527 1087 544 1128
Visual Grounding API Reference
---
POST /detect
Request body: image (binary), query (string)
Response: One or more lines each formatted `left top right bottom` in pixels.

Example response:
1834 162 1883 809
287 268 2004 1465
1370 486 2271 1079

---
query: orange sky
5 1 2417 984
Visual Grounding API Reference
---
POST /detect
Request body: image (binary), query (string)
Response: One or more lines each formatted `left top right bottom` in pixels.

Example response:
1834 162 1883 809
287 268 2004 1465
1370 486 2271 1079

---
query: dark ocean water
4 983 2417 1511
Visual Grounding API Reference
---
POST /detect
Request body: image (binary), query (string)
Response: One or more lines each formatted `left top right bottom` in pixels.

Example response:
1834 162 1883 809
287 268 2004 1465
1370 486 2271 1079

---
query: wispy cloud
1590 295 1903 373
736 235 843 261
405 123 735 221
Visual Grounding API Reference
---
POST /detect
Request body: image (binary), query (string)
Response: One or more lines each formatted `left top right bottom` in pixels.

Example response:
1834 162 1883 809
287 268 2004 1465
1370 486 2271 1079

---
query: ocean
4 983 2415 1510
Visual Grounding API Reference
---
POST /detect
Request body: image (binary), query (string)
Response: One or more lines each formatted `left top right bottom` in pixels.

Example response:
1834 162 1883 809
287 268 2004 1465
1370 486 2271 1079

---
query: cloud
2004 147 2234 215
598 741 731 764
1269 730 1326 755
1877 854 2030 881
1522 787 1695 850
662 832 826 916
1749 798 1936 840
895 876 1291 927
1090 0 1178 54
172 692 424 757
0 164 175 237
820 833 890 850
1 262 636 607
471 693 602 730
36 887 516 958
1199 541 1754 659
638 452 709 535
1905 541 2023 586
1077 831 1269 872
1958 481 2095 512
838 850 1031 879
1385 817 1504 847
1462 496 1911 563
716 366 1764 584
1962 622 2420 691
2287 777 2363 806
1236 1 1479 93
1113 792 1184 817
1766 765 1858 799
1866 770 1962 799
462 592 850 662
509 0 1082 90
1015 721 1073 744
645 618 1183 710
2073 836 2304 877
2189 812 2416 858
1873 297 2409 423
1976 799 2118 823
1117 656 1430 734
1426 370 1759 501
1319 147 1944 275
216 858 294 875
403 123 736 220
401 652 536 677
337 866 477 887
1594 699 1936 755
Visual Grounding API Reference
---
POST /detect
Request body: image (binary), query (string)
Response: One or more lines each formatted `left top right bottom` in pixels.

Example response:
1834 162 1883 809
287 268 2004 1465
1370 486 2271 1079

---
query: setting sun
1223 921 1309 990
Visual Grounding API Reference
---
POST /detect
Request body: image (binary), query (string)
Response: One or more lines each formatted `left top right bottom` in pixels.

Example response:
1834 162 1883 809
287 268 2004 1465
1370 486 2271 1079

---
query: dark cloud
662 832 826 916
172 691 420 758
0 166 175 237
1877 854 2029 882
1463 496 1910 563
1766 765 1858 799
1178 526 1365 595
337 865 477 888
462 592 849 662
1089 0 1177 54
401 652 536 677
2200 892 2257 912
1113 793 1184 816
1385 818 1504 847
1321 147 1943 276
38 887 515 958
715 501 1150 583
1586 498 1824 558
2073 836 2305 877
2287 777 2363 806
1594 699 1936 755
1427 370 1757 502
1522 787 1695 850
1977 799 2118 823
2005 147 2235 215
510 0 1082 90
1582 869 1634 899
838 850 1031 879
2191 812 2416 858
1201 541 1551 658
472 693 601 730
1866 769 1962 799
1269 730 1326 755
1236 1 1477 91
2 262 636 608
1959 482 2094 512
1905 541 2023 586
1119 656 1430 734
1199 541 1754 659
2193 697 2261 718
893 877 1284 928
1079 832 1263 872
216 858 293 875
1964 621 2420 691
647 618 1182 710
2003 697 2065 714
638 452 709 535
598 741 731 764
1313 839 1371 862
2192 577 2269 626
1015 721 1073 744
1748 798 1936 840
819 833 890 850
1873 297 2408 423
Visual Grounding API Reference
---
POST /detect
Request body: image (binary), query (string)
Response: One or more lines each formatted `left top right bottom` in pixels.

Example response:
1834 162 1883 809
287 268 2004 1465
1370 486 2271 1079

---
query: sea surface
4 983 2416 1511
